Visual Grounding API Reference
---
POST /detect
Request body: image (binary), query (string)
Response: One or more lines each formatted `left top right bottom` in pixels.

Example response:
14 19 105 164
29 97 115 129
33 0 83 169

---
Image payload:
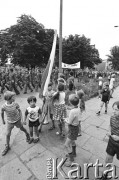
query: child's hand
111 135 119 141
2 120 5 125
106 132 111 137
23 121 26 125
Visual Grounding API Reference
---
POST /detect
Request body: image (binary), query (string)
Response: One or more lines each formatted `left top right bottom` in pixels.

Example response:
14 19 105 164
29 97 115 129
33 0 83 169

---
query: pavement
0 88 119 180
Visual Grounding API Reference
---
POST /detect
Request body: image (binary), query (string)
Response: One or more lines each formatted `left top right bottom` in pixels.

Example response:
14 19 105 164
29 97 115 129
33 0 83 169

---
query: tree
107 46 119 70
57 34 101 69
0 15 54 67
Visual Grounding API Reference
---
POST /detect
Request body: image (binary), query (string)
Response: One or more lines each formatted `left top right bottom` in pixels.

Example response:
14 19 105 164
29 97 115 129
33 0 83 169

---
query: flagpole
59 0 63 74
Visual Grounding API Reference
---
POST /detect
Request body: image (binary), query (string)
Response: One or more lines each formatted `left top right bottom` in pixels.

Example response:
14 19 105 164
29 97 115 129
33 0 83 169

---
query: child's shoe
105 110 107 114
2 145 10 156
48 125 55 131
28 138 34 144
26 133 30 142
96 111 100 115
33 137 39 143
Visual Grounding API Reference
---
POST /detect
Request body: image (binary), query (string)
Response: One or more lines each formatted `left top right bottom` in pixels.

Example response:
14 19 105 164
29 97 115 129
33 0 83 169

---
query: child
52 83 67 137
64 94 82 165
98 76 103 98
109 74 115 98
1 91 30 156
101 101 119 180
96 82 110 115
24 96 41 144
43 83 55 129
76 89 86 136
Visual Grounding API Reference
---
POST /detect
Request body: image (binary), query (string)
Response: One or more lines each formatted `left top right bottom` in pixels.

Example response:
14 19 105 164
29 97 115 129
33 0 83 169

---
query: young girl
43 83 55 129
52 83 67 137
1 91 30 156
64 94 82 165
24 96 41 144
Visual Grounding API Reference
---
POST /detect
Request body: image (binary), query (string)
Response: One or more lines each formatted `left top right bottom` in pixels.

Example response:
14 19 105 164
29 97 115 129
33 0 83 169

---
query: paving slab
0 158 32 180
84 125 107 140
76 132 91 147
20 143 46 163
26 150 56 180
84 115 104 127
83 137 107 159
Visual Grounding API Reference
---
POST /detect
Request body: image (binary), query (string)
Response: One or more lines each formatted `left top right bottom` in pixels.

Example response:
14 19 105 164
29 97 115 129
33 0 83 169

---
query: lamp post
59 0 63 75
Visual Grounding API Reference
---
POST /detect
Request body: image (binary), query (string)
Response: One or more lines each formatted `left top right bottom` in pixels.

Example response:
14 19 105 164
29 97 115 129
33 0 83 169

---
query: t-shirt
110 115 119 137
53 92 65 105
109 78 115 89
25 106 41 122
68 107 82 126
1 102 21 123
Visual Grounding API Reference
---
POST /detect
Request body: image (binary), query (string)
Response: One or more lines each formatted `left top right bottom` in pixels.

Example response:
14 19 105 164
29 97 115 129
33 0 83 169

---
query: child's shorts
106 136 119 160
29 119 40 127
68 124 79 140
7 120 23 135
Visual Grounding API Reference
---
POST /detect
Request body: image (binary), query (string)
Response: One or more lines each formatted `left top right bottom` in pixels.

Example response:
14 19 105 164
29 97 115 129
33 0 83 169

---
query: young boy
101 101 119 180
1 91 30 156
64 94 82 165
96 82 110 115
24 96 41 144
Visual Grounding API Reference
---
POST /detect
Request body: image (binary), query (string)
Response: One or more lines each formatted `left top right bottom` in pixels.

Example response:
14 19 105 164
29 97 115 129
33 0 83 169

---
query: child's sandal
26 134 30 142
2 145 10 156
33 138 39 143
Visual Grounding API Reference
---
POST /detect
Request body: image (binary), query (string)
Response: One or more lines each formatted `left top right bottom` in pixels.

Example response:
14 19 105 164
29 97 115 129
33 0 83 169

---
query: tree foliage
61 34 101 69
0 15 54 67
107 46 119 70
0 14 101 69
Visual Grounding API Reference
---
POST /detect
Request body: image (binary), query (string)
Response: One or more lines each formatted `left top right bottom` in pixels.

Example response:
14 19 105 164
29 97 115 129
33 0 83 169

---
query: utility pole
59 0 63 75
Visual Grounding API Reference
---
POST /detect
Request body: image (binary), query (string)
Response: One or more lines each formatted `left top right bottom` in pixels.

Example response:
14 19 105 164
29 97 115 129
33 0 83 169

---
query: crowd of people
0 66 119 180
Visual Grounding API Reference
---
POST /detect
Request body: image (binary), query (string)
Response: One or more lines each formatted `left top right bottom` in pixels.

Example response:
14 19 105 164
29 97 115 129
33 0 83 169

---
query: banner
40 30 57 97
62 62 80 69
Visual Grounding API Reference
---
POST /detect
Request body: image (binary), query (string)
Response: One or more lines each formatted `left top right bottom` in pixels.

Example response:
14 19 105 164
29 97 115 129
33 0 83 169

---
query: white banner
62 62 80 69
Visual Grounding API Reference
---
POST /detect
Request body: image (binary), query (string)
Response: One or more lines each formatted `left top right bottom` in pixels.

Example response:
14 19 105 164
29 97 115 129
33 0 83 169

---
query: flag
40 30 57 97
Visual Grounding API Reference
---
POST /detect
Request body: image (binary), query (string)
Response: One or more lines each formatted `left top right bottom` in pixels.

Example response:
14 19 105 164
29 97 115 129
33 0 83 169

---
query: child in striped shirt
101 101 119 180
1 91 30 156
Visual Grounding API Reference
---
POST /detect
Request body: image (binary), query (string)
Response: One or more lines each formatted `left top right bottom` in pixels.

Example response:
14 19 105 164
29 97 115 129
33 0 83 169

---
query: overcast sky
0 0 119 59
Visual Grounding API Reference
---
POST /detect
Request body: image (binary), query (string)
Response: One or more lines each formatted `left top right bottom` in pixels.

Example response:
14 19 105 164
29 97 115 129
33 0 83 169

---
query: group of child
1 72 119 180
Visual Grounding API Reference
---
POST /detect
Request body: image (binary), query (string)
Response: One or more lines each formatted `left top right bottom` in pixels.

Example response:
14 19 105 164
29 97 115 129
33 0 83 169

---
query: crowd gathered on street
0 65 119 180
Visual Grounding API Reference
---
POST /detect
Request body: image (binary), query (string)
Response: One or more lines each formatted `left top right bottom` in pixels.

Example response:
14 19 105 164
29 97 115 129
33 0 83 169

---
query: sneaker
26 134 30 142
96 111 100 115
28 138 34 144
2 145 10 156
105 110 107 114
48 126 55 131
33 138 39 143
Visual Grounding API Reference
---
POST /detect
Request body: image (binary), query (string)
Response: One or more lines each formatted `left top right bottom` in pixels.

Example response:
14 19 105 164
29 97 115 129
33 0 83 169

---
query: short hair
58 83 65 91
59 74 65 79
4 91 15 101
112 101 119 109
48 82 52 87
77 90 84 99
27 96 37 103
69 94 79 106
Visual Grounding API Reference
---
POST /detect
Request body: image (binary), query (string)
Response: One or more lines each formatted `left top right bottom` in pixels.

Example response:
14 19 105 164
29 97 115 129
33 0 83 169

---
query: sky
0 0 119 60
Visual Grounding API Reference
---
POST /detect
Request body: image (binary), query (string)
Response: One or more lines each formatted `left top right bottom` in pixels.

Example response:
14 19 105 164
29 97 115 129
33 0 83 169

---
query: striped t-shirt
110 115 119 136
1 102 21 123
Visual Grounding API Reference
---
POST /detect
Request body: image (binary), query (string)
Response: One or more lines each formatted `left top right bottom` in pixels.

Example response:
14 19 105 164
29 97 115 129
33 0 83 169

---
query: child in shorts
1 91 30 156
64 94 82 165
76 89 85 136
96 82 110 115
24 96 41 144
101 101 119 180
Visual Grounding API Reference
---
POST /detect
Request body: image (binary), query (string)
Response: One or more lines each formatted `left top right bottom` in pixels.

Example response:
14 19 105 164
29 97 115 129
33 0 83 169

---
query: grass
75 75 119 101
